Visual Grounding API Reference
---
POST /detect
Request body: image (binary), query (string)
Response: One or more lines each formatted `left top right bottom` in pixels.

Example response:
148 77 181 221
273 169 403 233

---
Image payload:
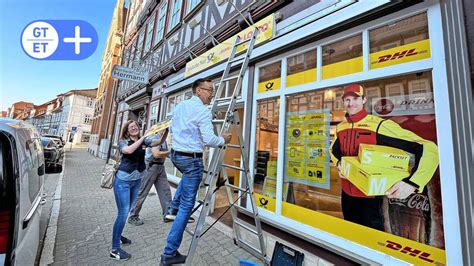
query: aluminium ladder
184 27 268 265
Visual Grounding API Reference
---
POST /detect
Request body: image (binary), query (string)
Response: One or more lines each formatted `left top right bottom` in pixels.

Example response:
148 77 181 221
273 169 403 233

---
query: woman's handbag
100 157 121 189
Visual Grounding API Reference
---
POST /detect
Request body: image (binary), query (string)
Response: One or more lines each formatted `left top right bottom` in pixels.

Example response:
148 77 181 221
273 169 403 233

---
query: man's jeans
164 153 203 255
112 177 142 249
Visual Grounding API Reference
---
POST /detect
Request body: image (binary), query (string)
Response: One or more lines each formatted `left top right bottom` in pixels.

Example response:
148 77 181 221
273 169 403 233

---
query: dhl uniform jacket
329 109 439 198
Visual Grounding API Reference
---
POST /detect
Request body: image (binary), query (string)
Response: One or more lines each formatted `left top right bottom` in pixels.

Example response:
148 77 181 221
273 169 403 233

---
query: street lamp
188 16 220 46
168 34 198 58
216 0 254 27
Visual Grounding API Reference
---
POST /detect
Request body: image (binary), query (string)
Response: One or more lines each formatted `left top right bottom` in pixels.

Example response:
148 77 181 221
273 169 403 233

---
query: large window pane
169 0 183 30
322 34 362 80
280 72 444 252
144 13 156 55
286 50 317 87
154 3 168 46
254 98 279 213
369 13 429 69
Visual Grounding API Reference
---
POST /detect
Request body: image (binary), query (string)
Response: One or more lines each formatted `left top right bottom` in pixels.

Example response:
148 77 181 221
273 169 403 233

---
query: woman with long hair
110 120 152 261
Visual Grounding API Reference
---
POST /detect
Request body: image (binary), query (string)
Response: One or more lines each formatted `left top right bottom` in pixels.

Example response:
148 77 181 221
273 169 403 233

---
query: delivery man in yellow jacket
330 84 439 230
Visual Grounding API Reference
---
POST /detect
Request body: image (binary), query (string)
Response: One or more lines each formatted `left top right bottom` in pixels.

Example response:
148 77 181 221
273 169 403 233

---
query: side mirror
46 164 63 174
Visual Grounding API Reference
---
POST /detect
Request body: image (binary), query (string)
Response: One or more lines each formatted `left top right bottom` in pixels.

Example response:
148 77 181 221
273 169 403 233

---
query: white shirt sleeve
197 107 224 147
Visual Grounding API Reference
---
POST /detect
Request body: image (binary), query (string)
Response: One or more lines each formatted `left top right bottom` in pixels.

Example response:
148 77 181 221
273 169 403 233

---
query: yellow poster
257 77 281 93
287 123 304 142
254 193 275 212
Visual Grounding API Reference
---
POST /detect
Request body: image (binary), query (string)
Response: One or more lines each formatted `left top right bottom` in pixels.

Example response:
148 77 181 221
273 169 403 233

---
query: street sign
71 126 77 133
112 65 149 84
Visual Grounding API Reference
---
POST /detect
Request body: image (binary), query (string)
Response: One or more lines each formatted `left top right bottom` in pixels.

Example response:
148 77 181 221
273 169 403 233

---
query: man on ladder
160 78 232 266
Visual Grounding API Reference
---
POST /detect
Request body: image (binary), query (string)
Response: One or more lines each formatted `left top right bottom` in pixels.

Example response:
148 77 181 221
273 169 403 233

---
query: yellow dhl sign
370 39 431 69
184 14 275 78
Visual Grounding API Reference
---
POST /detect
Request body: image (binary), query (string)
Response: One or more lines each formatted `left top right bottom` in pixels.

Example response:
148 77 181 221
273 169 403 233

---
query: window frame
154 1 169 47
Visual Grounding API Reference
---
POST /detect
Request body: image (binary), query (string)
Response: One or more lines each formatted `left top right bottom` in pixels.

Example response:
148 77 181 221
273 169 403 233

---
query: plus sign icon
21 20 98 60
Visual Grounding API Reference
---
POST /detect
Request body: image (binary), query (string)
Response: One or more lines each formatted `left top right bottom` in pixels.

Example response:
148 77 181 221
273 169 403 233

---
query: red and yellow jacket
330 109 439 198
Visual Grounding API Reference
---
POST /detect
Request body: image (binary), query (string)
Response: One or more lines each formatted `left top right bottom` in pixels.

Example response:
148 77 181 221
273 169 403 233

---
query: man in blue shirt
160 78 231 265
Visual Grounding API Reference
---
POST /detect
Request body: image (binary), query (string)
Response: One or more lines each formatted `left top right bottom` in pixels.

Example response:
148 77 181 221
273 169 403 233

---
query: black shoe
128 216 144 226
160 251 186 265
120 236 132 245
110 248 131 261
163 214 195 224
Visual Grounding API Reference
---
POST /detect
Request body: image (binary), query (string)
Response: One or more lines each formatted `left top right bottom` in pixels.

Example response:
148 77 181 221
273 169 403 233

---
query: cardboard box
340 157 409 196
358 144 411 172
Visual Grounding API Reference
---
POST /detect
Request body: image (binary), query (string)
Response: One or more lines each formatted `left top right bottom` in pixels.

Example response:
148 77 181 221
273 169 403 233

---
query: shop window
369 13 430 69
169 0 183 31
278 72 443 255
154 3 168 46
258 61 281 93
144 13 156 55
286 49 317 88
322 34 362 80
254 98 280 213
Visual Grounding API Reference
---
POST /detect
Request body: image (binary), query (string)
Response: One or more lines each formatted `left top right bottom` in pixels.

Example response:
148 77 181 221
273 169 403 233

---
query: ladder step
229 58 244 65
215 97 233 102
236 238 265 259
222 75 240 82
185 227 195 236
226 144 241 149
212 119 226 124
234 218 259 235
236 38 251 46
222 163 245 172
225 183 249 193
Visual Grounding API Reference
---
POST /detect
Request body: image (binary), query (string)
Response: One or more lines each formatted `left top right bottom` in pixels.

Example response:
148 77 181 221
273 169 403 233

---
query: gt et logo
378 240 444 265
21 20 98 60
377 48 418 63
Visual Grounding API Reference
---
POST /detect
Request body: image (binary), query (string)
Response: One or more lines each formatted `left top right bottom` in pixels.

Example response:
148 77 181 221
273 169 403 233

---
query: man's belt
172 149 203 158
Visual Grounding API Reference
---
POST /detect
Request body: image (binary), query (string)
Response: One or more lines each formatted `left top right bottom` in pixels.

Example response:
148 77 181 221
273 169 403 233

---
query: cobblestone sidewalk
49 148 261 265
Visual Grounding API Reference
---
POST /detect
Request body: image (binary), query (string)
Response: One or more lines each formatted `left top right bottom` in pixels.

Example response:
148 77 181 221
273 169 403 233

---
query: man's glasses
200 86 215 96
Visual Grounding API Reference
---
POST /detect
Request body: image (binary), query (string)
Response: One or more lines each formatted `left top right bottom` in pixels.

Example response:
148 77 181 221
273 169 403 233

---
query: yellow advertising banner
322 56 363 80
370 39 431 69
184 14 275 78
258 77 281 93
286 68 317 88
287 141 305 160
281 202 445 265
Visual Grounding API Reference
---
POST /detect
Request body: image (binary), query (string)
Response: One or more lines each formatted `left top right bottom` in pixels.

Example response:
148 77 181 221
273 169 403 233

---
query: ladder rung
212 119 225 124
215 97 233 102
185 227 195 236
236 239 264 259
226 144 241 149
236 38 251 46
222 163 245 172
234 218 259 235
222 75 240 82
225 183 249 193
229 58 244 64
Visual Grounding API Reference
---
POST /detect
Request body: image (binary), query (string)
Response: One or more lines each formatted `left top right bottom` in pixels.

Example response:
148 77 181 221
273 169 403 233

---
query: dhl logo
377 48 418 63
378 240 444 266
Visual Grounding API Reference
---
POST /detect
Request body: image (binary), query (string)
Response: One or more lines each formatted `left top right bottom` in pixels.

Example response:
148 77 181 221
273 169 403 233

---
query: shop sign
370 39 431 69
184 14 276 78
371 92 435 116
112 65 149 84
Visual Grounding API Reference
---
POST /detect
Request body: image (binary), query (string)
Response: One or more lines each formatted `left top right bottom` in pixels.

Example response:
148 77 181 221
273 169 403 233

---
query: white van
0 118 62 265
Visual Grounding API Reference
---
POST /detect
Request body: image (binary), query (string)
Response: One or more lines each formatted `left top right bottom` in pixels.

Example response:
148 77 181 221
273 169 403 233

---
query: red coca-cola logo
374 99 394 115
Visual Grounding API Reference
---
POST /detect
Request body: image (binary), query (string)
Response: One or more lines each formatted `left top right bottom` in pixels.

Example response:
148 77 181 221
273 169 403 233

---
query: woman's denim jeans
164 153 203 255
112 176 142 249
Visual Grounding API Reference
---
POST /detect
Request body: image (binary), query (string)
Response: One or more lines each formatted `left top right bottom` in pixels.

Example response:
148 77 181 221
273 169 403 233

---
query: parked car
0 118 62 265
41 135 65 146
41 137 63 168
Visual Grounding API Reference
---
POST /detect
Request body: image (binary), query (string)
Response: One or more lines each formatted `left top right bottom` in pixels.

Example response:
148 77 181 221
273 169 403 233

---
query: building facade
89 0 128 158
111 0 473 265
57 89 97 144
